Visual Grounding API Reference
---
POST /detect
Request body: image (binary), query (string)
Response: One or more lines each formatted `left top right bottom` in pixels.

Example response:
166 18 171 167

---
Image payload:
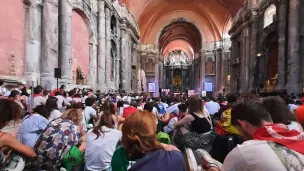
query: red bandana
253 123 304 154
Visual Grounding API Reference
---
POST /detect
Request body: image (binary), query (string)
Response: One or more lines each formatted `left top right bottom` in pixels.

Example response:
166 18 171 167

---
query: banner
204 83 213 92
188 90 195 96
148 83 156 93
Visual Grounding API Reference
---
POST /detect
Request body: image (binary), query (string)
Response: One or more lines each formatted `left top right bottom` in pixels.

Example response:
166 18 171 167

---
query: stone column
286 0 300 94
105 7 111 86
24 0 42 86
215 49 222 92
58 0 72 83
120 29 129 91
240 27 250 92
248 11 258 92
276 0 288 90
41 0 59 89
97 0 106 88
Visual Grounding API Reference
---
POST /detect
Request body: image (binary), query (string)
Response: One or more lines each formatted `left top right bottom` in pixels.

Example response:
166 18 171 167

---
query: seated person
164 103 187 134
111 110 184 171
174 96 213 149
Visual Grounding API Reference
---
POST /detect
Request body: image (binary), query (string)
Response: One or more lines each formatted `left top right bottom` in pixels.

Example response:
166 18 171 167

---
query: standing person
27 87 47 112
46 96 62 121
156 97 166 115
197 100 304 171
32 109 83 170
41 89 49 103
85 103 122 171
161 96 181 122
174 95 213 149
111 110 184 171
50 85 66 97
122 100 138 118
55 91 69 112
17 105 49 148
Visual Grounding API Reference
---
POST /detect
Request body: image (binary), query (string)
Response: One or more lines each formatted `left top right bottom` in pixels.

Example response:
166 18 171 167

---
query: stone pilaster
58 0 72 83
24 0 42 86
154 60 159 97
105 7 111 86
41 0 59 89
240 27 250 92
88 43 98 86
115 26 121 88
248 10 258 92
97 0 106 88
276 0 288 90
215 49 222 92
221 51 230 92
286 0 301 93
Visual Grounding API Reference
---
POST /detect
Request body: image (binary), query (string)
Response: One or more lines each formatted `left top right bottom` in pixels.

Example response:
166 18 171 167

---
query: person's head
178 103 187 114
92 104 115 139
130 100 138 108
33 105 50 119
60 85 66 90
144 102 154 112
0 99 21 128
9 90 21 100
296 100 303 106
173 96 181 103
231 100 273 140
103 99 115 115
61 109 82 125
34 87 43 95
18 83 25 90
296 106 304 128
46 96 58 111
122 110 163 160
43 89 49 97
226 93 237 104
85 97 96 107
262 96 295 125
70 102 84 110
161 96 166 103
88 89 94 97
188 95 204 114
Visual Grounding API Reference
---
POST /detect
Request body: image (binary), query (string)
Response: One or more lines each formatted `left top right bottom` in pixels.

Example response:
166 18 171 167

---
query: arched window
264 4 276 28
111 16 117 34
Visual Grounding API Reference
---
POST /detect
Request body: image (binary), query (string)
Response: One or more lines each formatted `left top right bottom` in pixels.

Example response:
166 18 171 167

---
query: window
206 58 214 75
264 4 276 28
147 63 154 73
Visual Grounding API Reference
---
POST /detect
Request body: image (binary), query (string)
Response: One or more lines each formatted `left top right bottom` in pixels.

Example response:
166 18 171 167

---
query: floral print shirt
33 118 80 170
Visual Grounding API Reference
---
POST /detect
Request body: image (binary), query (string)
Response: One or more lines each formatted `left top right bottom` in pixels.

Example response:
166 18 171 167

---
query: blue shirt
17 114 49 148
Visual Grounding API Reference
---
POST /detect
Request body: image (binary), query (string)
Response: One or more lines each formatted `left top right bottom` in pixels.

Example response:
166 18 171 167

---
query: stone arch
155 17 204 47
72 3 97 44
0 0 25 77
264 4 276 28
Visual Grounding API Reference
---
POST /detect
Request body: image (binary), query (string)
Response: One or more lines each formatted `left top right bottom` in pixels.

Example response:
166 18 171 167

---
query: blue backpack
158 103 165 114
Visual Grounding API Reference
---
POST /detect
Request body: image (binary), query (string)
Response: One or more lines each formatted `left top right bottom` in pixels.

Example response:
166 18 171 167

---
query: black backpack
210 134 243 163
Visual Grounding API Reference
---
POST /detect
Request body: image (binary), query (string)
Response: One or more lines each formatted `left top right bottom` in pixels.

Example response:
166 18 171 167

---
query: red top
123 106 138 118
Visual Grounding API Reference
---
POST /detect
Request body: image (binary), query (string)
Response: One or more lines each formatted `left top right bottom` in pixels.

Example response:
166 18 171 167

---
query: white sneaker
196 149 222 170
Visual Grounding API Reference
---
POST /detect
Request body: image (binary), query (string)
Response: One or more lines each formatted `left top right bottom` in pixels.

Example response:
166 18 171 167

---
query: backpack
210 134 243 163
158 103 165 114
157 132 171 145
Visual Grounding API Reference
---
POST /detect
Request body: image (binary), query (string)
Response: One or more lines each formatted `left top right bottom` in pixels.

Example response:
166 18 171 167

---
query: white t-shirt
166 103 180 115
48 109 62 121
82 106 97 131
85 127 122 170
222 140 304 171
55 95 69 108
287 121 302 132
204 101 220 115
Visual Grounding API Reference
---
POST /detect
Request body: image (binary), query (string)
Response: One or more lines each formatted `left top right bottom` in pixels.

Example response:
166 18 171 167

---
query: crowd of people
0 79 304 171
